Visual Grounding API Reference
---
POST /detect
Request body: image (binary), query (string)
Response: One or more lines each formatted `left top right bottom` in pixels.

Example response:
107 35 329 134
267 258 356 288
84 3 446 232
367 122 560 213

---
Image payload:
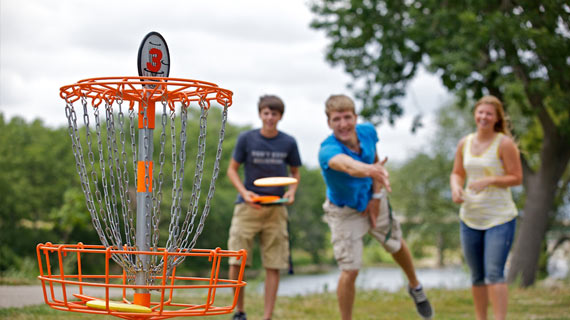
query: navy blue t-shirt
233 129 302 202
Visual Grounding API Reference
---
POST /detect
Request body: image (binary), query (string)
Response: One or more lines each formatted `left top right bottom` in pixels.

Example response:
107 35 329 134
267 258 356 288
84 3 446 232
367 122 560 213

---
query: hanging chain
165 105 188 254
62 80 232 284
65 98 107 248
177 103 208 250
166 101 229 270
150 95 169 269
116 97 136 267
188 102 228 250
104 102 124 246
128 106 137 247
84 99 113 249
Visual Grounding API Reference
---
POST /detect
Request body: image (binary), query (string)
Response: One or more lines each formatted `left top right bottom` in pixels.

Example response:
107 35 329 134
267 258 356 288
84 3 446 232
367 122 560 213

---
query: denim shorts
460 218 516 285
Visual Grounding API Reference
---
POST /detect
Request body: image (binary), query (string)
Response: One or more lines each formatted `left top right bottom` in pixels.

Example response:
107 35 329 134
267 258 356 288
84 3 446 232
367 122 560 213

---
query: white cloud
0 0 450 168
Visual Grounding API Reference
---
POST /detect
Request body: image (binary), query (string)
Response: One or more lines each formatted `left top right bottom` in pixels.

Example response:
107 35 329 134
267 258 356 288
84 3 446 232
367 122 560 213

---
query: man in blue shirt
319 94 433 320
227 95 301 320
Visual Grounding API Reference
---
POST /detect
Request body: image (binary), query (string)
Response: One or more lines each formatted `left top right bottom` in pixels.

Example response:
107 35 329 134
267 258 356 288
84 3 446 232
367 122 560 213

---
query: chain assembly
61 77 232 285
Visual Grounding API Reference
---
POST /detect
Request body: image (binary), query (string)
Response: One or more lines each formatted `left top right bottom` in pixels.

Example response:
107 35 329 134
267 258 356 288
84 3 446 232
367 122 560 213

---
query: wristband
371 190 387 200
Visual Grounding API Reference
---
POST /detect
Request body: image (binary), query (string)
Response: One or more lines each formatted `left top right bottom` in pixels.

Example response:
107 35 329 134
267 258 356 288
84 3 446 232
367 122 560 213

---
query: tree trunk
507 172 555 286
437 233 444 267
507 133 570 287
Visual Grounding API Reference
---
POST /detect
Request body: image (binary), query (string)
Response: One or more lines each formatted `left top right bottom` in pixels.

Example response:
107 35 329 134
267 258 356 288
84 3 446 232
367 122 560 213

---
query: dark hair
258 95 285 115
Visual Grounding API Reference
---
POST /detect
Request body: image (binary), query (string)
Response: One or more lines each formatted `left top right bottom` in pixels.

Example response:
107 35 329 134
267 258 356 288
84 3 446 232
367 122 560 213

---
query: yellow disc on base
86 299 152 313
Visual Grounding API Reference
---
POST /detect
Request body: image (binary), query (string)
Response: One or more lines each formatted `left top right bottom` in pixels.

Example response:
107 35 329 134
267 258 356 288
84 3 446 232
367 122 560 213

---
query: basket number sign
138 31 170 87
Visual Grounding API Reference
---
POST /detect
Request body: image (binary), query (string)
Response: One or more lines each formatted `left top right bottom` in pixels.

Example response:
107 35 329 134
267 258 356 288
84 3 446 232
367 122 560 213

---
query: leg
338 269 359 320
263 268 280 320
488 283 508 320
369 198 419 287
391 240 420 288
227 204 260 317
229 264 245 312
371 199 433 318
472 285 489 320
460 221 487 319
259 206 289 320
483 219 516 320
322 201 367 320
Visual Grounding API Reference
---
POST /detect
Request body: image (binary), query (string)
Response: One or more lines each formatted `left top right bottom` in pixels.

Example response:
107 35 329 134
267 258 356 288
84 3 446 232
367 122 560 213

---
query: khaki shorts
228 203 289 269
322 197 402 271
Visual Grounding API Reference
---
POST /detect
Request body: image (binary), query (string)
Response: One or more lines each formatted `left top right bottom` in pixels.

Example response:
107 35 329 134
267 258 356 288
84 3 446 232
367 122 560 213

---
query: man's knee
340 269 359 281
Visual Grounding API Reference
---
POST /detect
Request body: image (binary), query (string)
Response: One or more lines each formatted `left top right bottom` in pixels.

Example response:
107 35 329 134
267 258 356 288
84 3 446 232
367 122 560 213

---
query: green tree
0 115 78 273
390 103 474 266
289 167 329 264
310 0 570 286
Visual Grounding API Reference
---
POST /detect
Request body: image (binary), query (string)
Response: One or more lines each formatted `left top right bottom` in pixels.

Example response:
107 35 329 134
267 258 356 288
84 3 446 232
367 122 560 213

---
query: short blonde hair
325 94 356 119
474 95 512 136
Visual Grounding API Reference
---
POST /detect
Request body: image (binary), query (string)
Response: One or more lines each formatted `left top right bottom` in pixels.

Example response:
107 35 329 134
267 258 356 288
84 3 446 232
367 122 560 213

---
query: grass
1 282 569 320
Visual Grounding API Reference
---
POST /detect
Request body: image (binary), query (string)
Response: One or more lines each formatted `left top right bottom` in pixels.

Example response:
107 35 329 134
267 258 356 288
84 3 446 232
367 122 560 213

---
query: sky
0 0 451 168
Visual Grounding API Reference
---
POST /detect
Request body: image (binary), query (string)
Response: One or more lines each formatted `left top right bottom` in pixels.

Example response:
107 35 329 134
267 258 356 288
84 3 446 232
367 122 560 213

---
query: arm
283 166 301 205
226 158 261 208
328 154 391 192
450 138 466 203
497 137 523 186
363 154 388 227
468 136 523 192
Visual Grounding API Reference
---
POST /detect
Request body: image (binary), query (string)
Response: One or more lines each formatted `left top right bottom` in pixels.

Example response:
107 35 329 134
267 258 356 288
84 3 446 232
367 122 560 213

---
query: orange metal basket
36 243 247 319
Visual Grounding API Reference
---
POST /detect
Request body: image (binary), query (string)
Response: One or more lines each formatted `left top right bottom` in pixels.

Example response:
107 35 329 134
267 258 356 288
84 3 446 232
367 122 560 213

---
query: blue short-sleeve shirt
318 123 378 212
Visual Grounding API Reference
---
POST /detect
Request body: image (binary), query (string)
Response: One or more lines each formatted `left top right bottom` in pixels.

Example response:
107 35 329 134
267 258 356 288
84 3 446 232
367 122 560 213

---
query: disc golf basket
36 32 247 319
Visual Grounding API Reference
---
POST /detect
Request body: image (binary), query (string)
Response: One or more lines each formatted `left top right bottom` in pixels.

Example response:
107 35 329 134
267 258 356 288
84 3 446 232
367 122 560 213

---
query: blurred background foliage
1 98 566 282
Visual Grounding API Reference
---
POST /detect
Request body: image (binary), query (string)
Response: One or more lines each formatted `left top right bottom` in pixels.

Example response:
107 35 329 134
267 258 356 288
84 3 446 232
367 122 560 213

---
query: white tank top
459 133 517 229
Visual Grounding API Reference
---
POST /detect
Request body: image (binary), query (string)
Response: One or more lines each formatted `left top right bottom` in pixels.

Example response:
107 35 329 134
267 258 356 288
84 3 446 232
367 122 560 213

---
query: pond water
258 266 471 296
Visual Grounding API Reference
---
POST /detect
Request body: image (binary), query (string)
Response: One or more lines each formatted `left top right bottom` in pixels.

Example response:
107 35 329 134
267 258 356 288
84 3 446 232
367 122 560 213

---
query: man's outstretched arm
328 154 391 192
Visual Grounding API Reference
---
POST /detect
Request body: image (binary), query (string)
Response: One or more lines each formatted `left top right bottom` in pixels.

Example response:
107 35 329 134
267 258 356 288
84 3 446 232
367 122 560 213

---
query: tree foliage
310 0 570 286
0 111 330 276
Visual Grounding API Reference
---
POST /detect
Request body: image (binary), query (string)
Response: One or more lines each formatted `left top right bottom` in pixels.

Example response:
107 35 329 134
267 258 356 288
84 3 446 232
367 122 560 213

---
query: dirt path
0 285 47 308
0 285 115 308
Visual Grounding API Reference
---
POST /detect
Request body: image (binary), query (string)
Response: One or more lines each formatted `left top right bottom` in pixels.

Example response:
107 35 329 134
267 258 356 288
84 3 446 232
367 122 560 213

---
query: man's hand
364 198 380 228
368 157 391 193
241 190 262 209
283 189 296 205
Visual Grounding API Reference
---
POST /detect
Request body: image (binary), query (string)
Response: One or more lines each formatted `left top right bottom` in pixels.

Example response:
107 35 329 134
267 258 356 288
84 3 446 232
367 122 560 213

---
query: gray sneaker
232 311 247 320
408 286 433 319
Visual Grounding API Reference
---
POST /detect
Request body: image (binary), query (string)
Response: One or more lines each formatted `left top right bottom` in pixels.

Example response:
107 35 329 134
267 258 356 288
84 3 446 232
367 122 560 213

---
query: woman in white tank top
450 96 522 320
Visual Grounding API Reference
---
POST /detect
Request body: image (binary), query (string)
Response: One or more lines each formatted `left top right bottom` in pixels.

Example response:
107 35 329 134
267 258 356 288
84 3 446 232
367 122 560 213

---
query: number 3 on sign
138 32 170 79
146 48 162 73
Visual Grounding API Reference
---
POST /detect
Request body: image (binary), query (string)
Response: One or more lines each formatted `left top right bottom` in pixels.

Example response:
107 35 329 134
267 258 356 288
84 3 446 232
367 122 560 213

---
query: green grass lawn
1 283 569 320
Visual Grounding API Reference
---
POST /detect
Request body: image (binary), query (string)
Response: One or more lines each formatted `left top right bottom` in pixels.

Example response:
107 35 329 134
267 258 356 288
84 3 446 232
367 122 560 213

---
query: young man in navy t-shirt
227 95 301 320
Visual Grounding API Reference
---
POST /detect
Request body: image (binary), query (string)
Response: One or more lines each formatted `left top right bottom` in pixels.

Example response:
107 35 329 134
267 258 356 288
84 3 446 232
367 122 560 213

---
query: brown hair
325 94 356 119
474 95 512 136
258 95 285 115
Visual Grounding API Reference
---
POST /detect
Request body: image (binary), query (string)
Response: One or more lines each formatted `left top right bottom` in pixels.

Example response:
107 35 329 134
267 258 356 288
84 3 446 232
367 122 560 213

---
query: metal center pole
134 97 155 306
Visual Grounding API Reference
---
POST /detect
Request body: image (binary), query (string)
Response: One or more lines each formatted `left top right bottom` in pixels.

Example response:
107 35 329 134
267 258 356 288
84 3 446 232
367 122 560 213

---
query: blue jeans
460 219 516 285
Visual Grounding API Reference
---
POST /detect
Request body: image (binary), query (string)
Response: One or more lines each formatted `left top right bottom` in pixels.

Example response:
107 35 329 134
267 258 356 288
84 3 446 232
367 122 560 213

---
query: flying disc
253 177 298 187
251 196 289 204
86 299 152 313
251 195 281 203
262 198 289 204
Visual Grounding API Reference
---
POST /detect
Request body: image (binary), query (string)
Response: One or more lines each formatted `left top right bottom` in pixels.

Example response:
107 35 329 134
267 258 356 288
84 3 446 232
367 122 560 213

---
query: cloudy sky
0 0 450 168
